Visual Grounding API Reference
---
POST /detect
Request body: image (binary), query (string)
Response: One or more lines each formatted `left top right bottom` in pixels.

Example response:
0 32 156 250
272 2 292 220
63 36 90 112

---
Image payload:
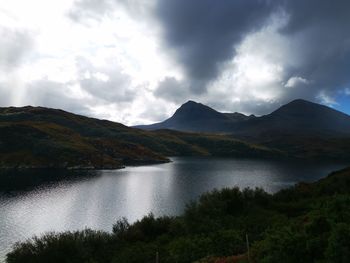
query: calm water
0 157 347 261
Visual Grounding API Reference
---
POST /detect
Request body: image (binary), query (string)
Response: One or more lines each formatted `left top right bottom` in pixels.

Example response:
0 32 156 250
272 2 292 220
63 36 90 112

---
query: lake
0 157 347 261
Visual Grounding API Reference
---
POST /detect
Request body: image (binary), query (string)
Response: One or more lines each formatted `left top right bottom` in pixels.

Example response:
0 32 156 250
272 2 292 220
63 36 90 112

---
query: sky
0 0 349 125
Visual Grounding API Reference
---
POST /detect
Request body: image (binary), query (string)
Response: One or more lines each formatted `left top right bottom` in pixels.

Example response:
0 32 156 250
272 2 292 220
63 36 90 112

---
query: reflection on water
0 157 347 260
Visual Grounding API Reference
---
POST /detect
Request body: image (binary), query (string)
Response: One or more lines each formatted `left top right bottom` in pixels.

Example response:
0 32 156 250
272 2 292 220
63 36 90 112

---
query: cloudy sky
1 0 349 125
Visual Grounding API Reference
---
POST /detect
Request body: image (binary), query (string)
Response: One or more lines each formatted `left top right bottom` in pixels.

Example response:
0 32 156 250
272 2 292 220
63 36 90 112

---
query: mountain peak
173 100 225 120
178 100 204 110
136 100 232 132
272 98 347 118
290 98 309 103
287 99 315 106
183 100 198 105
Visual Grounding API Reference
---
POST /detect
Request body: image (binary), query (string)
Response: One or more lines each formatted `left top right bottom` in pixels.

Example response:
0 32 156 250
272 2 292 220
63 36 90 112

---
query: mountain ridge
135 99 350 137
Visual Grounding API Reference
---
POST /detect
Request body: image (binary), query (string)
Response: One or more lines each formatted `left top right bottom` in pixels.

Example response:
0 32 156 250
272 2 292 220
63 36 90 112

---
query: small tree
113 217 130 236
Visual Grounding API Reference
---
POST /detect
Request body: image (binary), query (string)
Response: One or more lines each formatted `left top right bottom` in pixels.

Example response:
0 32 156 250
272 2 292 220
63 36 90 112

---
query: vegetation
0 106 279 169
7 167 350 263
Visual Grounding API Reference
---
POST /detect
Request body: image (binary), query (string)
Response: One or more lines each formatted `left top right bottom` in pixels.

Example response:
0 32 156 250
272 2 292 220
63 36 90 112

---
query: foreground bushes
7 168 350 263
7 230 113 263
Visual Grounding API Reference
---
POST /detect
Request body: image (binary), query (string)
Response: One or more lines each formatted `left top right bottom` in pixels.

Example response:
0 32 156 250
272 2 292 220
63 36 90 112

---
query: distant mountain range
135 99 350 137
1 99 350 169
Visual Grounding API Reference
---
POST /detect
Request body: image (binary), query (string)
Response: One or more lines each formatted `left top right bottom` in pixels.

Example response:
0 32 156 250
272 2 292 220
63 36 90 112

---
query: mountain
136 100 238 133
136 99 350 137
135 99 350 160
233 99 350 138
0 106 277 169
231 100 350 160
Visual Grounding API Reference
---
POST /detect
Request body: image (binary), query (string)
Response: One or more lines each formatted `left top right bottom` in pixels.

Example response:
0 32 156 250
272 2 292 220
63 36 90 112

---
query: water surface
0 157 347 261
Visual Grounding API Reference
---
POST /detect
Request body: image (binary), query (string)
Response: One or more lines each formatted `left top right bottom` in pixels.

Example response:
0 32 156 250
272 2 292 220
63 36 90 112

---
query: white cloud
0 0 183 125
285 76 309 88
199 14 289 114
317 91 338 106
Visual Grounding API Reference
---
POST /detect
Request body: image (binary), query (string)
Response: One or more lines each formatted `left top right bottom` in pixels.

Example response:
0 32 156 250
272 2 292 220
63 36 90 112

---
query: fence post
246 233 250 262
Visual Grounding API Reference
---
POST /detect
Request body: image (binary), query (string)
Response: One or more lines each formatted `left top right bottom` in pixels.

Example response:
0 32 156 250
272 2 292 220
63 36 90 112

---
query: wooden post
246 233 250 262
156 251 159 263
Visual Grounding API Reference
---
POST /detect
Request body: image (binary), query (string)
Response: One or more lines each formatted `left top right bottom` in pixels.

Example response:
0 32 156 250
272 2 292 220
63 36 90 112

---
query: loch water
0 157 347 261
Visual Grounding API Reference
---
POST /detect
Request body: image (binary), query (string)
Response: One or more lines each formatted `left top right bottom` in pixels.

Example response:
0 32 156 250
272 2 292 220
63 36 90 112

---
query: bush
326 223 350 263
6 229 113 263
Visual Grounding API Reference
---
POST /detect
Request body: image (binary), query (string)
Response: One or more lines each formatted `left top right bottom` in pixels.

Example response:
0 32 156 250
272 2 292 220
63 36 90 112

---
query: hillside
7 166 350 263
0 106 277 169
1 102 349 170
0 106 173 169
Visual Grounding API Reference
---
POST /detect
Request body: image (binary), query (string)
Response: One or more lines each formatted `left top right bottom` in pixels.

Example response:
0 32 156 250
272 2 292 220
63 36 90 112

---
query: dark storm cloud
281 0 350 34
155 0 350 112
155 0 277 88
279 0 350 101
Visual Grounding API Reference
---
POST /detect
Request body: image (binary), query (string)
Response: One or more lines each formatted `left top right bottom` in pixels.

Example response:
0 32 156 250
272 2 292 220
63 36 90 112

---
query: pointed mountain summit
135 100 238 132
170 100 228 123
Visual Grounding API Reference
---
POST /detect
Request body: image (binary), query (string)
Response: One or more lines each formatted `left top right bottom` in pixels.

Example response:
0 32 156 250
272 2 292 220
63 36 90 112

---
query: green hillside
0 106 277 169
